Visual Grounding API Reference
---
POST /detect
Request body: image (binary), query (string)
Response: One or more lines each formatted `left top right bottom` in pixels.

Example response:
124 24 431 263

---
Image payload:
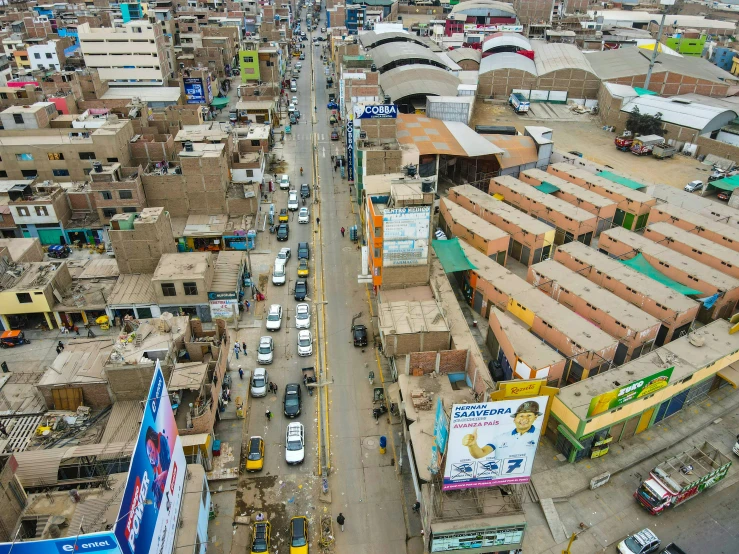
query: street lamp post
644 0 676 91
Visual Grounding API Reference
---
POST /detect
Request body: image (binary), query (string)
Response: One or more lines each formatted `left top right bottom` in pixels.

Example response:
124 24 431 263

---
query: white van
272 259 286 285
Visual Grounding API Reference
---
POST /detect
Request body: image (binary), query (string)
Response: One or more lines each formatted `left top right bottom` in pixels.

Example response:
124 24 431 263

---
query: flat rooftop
521 168 617 210
1 261 63 291
0 238 40 262
650 201 739 245
1 102 53 114
440 198 508 243
549 163 655 205
448 185 554 237
602 227 739 291
153 252 212 281
556 241 698 314
106 316 189 366
183 214 248 237
179 142 225 158
458 240 531 299
647 184 739 229
378 299 449 335
492 306 565 370
558 319 739 419
647 221 739 268
530 259 661 332
175 124 229 143
492 175 598 224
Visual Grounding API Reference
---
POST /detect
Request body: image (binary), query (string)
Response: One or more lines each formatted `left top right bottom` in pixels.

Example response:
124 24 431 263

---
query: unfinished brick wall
408 351 436 375
382 263 430 289
37 383 112 410
407 349 468 376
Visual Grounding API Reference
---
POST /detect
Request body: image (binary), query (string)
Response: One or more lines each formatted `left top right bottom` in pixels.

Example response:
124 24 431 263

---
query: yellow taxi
245 436 264 472
250 521 271 554
279 208 289 223
289 516 308 554
297 258 310 278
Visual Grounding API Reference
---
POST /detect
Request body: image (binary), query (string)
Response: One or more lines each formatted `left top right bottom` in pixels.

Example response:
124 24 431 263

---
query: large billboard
115 361 186 554
383 207 431 240
184 77 205 104
346 119 354 183
443 398 547 490
587 367 673 418
383 239 428 267
0 533 122 554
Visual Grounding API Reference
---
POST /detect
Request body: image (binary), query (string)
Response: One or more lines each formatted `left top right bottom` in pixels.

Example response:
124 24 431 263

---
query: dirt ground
470 101 712 189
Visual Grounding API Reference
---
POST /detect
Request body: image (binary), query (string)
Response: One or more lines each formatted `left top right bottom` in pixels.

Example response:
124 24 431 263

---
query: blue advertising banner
431 397 449 475
0 532 122 554
346 119 354 183
353 104 398 119
115 361 186 554
184 77 205 104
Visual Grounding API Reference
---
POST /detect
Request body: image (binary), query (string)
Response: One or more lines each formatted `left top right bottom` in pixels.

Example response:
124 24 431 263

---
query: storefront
549 319 739 463
429 515 526 553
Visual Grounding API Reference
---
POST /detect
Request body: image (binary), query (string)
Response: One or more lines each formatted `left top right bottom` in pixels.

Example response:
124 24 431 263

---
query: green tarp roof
634 87 658 96
534 182 559 194
433 238 477 273
710 175 739 191
620 253 702 296
211 97 230 108
598 171 647 191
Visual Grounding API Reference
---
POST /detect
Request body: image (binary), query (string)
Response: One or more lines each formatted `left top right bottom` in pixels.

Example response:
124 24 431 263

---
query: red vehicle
615 133 634 151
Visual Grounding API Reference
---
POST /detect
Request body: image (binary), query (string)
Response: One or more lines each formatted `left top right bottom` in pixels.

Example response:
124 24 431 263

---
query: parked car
297 330 313 356
245 436 265 472
290 516 309 554
297 242 310 259
294 279 308 301
300 183 311 198
297 258 309 278
299 52 305 60
684 180 703 193
277 247 291 263
250 521 270 552
330 129 339 141
718 191 731 201
353 324 368 346
295 303 311 329
284 383 302 418
257 336 274 364
272 259 286 285
266 304 283 331
296 62 303 70
251 367 268 396
285 422 305 464
288 191 299 211
279 174 290 190
298 206 310 224
277 223 289 241
617 529 660 554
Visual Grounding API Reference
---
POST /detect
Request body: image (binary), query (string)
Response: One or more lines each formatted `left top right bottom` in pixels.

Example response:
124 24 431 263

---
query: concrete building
438 198 509 264
0 102 57 130
152 252 215 321
529 259 662 364
489 175 599 246
27 39 65 72
108 207 177 274
78 21 171 86
447 185 556 266
554 241 700 346
8 181 71 246
599 226 739 321
547 163 656 231
647 201 739 255
519 167 617 235
377 298 451 357
0 238 44 263
106 273 160 321
644 221 739 281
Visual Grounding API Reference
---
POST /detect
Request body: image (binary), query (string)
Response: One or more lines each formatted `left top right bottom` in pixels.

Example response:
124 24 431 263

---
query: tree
625 106 665 136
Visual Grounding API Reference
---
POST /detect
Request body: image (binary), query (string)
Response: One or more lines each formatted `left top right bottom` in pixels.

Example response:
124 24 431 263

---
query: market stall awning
598 170 647 191
534 181 559 194
710 175 739 192
432 238 477 273
211 97 230 109
620 253 702 295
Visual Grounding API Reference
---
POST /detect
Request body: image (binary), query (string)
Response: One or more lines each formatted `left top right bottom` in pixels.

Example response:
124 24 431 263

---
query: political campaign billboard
184 77 205 104
0 532 123 554
115 361 186 554
443 398 547 490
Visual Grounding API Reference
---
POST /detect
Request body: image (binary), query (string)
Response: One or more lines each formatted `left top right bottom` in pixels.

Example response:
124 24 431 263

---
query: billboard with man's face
442 398 547 490
115 361 186 554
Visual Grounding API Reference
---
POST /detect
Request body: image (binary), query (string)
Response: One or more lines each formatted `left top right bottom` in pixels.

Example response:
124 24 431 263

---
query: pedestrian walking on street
242 341 247 355
265 409 272 421
316 217 320 225
233 343 240 359
337 513 345 532
340 226 345 237
238 366 244 380
56 346 61 355
245 300 250 313
58 341 64 351
412 501 420 514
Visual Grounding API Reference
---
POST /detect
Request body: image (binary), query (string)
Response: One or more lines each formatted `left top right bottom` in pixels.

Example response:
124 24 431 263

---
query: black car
277 223 289 241
297 242 310 259
283 383 302 417
353 324 368 346
294 279 308 301
300 183 311 198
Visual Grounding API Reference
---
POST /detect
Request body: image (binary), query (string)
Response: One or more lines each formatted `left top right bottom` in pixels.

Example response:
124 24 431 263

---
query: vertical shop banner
431 397 449 475
443 398 547 490
346 119 354 183
0 533 123 554
115 361 186 554
587 367 674 418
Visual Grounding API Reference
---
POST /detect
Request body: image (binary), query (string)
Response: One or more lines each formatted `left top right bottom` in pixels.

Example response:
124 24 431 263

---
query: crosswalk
285 133 335 142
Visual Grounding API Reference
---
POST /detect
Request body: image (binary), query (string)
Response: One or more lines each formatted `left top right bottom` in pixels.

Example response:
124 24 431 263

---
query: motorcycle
372 403 387 423
368 371 374 385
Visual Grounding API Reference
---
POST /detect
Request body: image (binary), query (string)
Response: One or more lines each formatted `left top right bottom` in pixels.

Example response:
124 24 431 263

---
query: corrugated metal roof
78 258 120 280
211 250 244 292
482 33 530 53
479 52 536 76
447 48 482 65
170 362 208 391
101 400 143 444
108 274 156 306
446 121 504 156
620 96 736 131
358 30 440 51
484 134 538 169
381 65 460 101
371 42 447 71
531 40 594 75
396 114 503 157
14 448 67 487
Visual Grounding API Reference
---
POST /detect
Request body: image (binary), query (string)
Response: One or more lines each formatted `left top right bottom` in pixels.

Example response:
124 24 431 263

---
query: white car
285 422 305 464
277 247 291 263
257 336 274 364
272 259 286 285
298 206 310 224
295 303 311 329
279 174 290 190
266 304 283 331
291 96 298 105
297 330 313 356
296 62 302 70
251 367 268 397
288 190 299 211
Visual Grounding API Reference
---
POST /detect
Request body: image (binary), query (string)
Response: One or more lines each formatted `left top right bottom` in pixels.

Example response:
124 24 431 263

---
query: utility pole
644 0 675 91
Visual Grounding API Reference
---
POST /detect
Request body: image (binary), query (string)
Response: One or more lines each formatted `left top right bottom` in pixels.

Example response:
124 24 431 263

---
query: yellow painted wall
506 297 535 327
0 288 52 314
543 229 556 248
551 395 579 432
576 349 739 436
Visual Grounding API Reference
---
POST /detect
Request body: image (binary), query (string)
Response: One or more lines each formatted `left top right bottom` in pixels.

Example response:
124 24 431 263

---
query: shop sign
0 533 123 554
208 291 238 301
430 524 525 552
353 104 398 119
498 380 544 398
184 77 205 104
382 206 430 240
587 367 674 418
